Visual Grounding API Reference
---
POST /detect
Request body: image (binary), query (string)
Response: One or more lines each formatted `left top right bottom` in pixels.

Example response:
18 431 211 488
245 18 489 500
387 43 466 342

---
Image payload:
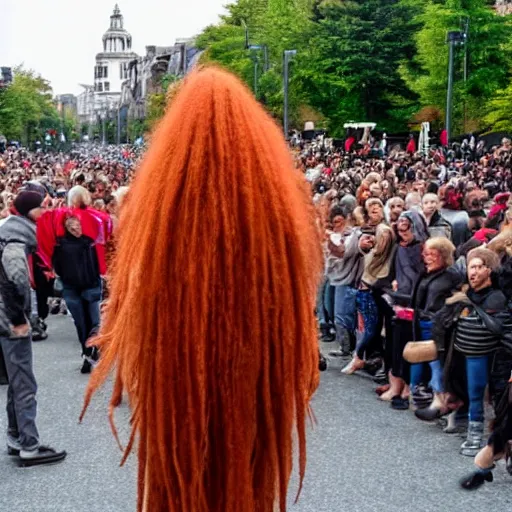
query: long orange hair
81 67 322 512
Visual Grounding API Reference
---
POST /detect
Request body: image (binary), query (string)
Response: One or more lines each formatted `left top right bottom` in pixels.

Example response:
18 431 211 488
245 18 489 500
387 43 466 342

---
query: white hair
67 185 92 208
114 186 129 208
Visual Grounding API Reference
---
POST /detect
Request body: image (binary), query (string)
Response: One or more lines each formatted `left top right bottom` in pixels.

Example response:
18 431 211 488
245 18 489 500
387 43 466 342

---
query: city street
1 317 511 512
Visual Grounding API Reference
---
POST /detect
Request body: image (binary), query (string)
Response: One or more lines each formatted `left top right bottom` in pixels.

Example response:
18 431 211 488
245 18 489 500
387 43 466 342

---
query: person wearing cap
0 190 66 467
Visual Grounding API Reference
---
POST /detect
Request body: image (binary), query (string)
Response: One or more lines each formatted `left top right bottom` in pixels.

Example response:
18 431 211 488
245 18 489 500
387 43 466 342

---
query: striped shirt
454 307 499 356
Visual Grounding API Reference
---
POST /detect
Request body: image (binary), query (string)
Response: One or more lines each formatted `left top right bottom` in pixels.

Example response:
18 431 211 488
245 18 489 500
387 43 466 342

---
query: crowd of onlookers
0 143 137 466
297 134 512 489
1 135 512 479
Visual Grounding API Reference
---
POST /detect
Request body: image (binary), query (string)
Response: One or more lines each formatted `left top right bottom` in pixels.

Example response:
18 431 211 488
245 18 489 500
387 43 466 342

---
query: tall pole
117 106 121 145
254 60 259 98
241 20 249 49
462 17 469 134
446 40 455 145
446 31 462 146
263 45 269 72
283 50 296 138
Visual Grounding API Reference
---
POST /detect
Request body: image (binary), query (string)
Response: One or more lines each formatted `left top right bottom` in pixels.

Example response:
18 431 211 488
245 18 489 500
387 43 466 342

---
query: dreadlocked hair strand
81 66 322 512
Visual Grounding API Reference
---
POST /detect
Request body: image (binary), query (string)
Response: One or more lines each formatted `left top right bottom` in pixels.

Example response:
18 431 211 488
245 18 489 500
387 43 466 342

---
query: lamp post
241 20 249 49
283 50 297 138
446 31 465 145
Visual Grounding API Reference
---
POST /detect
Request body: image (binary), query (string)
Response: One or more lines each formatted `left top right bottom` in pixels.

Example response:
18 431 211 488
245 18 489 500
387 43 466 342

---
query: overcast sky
0 0 227 95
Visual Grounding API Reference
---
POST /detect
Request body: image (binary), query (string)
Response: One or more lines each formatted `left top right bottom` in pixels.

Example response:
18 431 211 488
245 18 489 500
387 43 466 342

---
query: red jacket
37 208 112 276
406 138 416 154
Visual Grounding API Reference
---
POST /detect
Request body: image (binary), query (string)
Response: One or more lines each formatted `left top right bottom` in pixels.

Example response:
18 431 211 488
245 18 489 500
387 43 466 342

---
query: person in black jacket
433 248 511 457
54 216 102 374
410 237 463 421
422 193 452 240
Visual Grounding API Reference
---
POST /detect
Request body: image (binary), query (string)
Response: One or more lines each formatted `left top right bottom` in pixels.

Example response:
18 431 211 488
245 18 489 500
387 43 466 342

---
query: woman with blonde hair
80 67 322 512
67 185 92 209
409 237 463 420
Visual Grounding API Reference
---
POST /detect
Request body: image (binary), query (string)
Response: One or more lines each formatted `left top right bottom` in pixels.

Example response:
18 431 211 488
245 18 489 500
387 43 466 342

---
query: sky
0 0 228 95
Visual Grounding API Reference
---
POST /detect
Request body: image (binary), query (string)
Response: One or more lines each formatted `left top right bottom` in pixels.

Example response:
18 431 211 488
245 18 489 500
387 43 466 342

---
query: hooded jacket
0 215 37 335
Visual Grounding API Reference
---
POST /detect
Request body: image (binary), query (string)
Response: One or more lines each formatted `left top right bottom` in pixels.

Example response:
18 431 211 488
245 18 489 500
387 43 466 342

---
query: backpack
53 235 100 290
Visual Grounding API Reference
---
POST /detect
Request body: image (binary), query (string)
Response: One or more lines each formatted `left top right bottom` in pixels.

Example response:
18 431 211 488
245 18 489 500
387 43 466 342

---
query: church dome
101 5 133 54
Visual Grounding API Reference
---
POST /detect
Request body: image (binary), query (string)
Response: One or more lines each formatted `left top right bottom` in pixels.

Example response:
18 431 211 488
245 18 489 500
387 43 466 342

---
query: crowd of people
298 134 512 489
0 143 139 466
1 124 512 487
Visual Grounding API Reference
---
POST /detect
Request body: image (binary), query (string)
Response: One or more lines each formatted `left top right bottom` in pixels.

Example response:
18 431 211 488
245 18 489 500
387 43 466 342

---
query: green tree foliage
197 0 316 125
483 81 512 132
402 0 512 133
0 67 64 144
301 0 420 135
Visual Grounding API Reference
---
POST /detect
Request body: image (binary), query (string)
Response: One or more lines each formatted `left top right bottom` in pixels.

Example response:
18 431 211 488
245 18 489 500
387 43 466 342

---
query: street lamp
283 50 297 138
446 30 466 145
249 45 269 72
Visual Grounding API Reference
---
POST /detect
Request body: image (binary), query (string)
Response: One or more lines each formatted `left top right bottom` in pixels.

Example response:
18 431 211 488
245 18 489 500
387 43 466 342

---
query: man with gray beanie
0 190 66 466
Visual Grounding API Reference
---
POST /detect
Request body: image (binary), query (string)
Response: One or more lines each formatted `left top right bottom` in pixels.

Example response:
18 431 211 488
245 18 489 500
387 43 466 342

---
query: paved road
1 317 511 512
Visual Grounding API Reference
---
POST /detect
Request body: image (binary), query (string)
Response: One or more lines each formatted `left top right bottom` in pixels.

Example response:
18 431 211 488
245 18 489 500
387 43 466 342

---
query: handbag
403 340 438 364
53 277 64 298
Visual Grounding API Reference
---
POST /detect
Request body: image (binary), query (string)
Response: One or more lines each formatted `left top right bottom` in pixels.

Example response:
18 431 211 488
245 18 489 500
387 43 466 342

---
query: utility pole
461 17 469 133
241 20 249 49
283 50 297 138
117 105 121 144
249 45 267 98
253 59 259 98
446 31 464 146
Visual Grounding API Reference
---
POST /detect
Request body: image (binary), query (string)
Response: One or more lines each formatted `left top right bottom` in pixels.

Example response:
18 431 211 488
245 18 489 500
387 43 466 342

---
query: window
103 66 108 78
120 63 123 79
97 83 103 92
104 82 110 92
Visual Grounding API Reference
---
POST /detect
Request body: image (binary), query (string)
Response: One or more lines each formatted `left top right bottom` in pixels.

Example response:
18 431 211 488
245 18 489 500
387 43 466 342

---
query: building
77 5 138 131
55 94 78 118
94 4 137 98
119 40 202 124
77 5 201 141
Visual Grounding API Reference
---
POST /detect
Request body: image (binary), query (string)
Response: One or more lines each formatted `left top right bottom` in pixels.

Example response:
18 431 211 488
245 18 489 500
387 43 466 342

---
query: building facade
77 5 138 129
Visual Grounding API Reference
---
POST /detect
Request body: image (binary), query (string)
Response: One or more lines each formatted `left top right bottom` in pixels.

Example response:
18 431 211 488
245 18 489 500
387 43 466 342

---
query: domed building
94 4 138 97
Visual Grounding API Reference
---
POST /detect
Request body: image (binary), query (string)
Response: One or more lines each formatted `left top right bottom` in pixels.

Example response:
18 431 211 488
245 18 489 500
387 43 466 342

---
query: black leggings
391 318 413 384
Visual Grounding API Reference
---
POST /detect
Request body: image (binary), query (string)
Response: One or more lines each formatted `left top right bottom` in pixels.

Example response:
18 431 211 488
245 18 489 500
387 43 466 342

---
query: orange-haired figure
81 67 322 512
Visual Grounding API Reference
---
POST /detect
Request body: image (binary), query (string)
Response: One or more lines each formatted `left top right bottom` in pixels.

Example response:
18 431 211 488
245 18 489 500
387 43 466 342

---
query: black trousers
391 318 413 384
33 259 53 320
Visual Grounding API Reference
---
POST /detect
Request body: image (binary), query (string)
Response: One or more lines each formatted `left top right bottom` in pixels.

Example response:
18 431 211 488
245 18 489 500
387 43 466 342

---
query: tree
197 0 316 126
0 67 60 144
401 0 512 134
301 0 420 135
483 81 512 132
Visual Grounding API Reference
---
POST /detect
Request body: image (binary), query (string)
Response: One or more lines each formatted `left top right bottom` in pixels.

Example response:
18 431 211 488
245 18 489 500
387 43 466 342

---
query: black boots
460 469 493 490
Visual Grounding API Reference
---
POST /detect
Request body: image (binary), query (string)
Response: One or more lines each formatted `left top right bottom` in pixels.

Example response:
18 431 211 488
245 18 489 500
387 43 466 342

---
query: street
1 317 511 512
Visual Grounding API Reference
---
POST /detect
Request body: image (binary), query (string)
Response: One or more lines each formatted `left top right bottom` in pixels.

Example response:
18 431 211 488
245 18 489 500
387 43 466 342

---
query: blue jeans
355 290 378 359
410 320 444 393
317 279 335 327
466 355 489 422
63 284 101 357
334 285 357 333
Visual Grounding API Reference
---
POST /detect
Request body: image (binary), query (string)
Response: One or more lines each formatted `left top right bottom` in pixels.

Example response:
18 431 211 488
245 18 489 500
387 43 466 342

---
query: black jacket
427 211 452 240
412 266 462 341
